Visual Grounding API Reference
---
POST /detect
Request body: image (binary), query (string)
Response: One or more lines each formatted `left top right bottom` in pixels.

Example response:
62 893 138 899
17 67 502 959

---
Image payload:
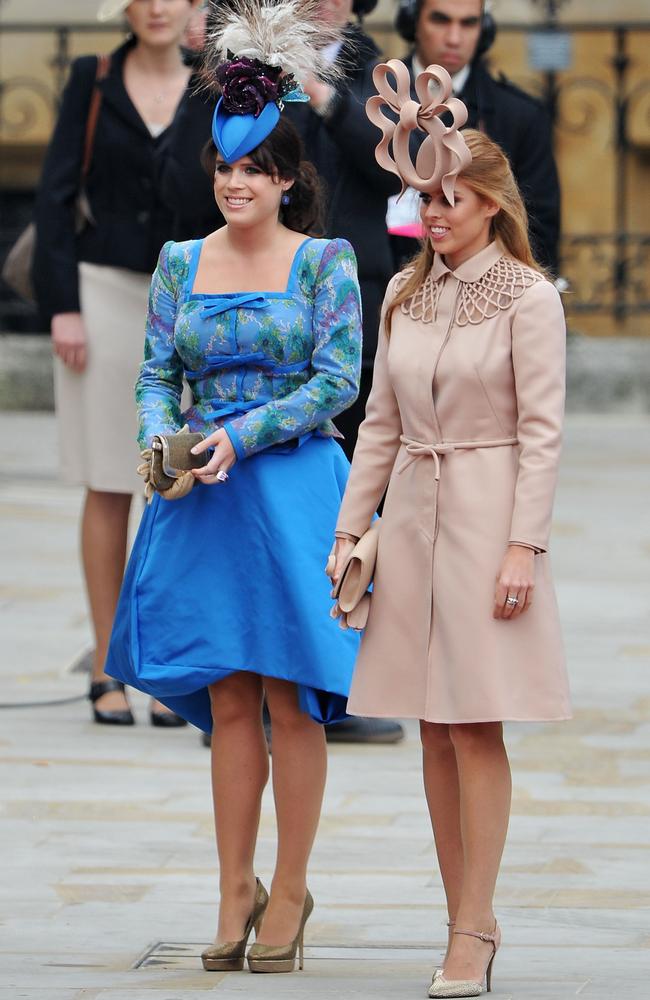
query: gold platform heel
247 889 314 973
428 922 500 998
201 878 269 972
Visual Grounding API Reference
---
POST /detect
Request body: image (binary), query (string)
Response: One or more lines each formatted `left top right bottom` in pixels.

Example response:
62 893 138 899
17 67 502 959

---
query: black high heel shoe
150 704 188 728
89 679 135 726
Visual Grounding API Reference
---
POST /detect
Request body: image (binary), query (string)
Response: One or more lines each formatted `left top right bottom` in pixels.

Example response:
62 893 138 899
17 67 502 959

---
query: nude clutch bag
328 519 381 631
150 430 209 491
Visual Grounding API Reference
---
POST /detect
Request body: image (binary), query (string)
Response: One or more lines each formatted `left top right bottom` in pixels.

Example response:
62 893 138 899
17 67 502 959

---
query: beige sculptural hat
366 59 472 205
97 0 131 21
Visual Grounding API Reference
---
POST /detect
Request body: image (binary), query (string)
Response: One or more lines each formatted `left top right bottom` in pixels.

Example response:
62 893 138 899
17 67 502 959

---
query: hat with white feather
204 0 340 163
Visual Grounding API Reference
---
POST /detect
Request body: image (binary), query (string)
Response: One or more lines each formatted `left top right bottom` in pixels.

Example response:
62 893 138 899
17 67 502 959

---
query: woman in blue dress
106 2 361 976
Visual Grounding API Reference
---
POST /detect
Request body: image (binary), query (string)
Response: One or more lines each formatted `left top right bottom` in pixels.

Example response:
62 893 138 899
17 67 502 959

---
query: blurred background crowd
2 0 649 340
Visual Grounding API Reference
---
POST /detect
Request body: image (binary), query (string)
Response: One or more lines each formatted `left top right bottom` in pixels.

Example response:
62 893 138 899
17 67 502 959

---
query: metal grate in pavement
134 942 435 970
135 942 202 969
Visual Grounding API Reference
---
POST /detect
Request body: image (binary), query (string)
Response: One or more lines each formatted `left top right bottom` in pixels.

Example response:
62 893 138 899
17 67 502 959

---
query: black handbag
1 54 111 304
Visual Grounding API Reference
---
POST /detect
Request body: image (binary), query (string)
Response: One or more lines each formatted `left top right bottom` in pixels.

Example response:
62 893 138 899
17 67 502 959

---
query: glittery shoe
201 878 268 972
247 890 314 973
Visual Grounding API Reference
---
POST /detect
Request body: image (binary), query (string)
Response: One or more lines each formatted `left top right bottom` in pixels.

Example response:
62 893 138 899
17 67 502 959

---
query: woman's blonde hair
386 129 546 332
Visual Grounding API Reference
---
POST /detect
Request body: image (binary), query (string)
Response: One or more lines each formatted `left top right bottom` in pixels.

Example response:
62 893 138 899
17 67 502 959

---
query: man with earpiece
392 0 561 275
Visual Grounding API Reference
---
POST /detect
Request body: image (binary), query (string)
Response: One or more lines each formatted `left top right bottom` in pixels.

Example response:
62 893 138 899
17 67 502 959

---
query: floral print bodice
136 237 362 458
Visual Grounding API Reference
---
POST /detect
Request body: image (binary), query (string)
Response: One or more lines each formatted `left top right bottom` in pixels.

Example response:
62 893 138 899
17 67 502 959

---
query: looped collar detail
398 243 544 325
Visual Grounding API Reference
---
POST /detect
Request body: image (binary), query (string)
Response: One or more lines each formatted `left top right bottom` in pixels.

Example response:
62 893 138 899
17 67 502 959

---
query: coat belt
398 435 518 480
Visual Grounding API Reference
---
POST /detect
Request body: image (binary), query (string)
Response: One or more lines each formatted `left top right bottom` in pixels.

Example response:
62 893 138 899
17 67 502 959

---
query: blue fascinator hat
204 0 341 165
211 55 308 163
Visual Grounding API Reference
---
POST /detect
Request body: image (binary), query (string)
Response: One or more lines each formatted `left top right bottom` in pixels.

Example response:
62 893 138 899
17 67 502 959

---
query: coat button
137 210 150 224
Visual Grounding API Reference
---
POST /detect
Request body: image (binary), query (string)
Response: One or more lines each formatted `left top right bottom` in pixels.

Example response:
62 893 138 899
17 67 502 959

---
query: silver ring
216 470 229 483
506 595 519 606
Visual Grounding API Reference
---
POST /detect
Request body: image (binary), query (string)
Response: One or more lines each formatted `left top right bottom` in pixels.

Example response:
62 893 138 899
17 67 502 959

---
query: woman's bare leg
209 672 268 942
255 678 326 945
442 721 511 982
420 721 464 955
82 488 132 711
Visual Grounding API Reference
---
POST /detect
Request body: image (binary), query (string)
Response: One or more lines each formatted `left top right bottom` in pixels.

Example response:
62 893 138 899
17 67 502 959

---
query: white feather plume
205 0 342 87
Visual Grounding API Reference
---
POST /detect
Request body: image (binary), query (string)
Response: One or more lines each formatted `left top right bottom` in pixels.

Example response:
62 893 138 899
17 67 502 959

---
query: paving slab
1 412 649 999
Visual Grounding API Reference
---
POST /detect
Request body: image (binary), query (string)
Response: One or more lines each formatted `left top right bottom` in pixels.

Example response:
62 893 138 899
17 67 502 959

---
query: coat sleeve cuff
335 530 360 542
40 288 81 321
222 422 246 461
335 516 373 539
508 538 546 554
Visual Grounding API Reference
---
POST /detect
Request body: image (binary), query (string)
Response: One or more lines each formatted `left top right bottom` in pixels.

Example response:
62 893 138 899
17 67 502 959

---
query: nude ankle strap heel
428 922 500 998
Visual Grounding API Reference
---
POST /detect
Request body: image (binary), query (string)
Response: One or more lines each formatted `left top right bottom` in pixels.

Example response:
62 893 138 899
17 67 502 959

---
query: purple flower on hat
215 56 282 118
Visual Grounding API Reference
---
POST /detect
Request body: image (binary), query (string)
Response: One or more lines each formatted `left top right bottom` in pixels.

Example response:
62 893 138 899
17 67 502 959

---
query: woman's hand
190 427 236 485
301 75 335 114
493 544 536 620
52 312 87 372
328 535 357 587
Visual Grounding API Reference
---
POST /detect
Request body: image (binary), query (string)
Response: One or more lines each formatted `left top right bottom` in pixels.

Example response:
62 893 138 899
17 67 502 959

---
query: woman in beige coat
331 62 571 999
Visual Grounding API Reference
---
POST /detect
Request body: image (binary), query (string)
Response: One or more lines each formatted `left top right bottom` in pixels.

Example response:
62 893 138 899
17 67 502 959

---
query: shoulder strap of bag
81 54 111 180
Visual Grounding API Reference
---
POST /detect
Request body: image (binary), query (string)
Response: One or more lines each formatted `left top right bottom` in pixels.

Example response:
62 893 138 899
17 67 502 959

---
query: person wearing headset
392 0 561 275
159 0 406 746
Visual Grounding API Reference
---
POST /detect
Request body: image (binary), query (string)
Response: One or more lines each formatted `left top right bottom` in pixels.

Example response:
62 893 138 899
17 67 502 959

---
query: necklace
128 54 188 106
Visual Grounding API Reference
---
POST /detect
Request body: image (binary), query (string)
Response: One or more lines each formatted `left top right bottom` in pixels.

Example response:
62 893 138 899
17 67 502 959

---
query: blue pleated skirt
105 436 360 732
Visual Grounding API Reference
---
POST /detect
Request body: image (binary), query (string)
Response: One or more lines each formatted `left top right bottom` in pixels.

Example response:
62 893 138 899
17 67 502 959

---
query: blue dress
106 236 362 732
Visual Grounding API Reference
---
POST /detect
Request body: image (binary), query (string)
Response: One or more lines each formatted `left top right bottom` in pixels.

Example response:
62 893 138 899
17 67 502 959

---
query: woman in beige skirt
33 0 202 725
331 61 571 998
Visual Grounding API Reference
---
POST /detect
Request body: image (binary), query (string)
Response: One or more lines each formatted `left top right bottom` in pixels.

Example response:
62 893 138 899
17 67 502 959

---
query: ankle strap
89 678 125 701
453 928 497 944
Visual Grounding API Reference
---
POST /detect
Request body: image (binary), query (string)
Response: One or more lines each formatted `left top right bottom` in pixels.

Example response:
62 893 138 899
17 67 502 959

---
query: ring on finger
505 595 519 606
216 469 229 483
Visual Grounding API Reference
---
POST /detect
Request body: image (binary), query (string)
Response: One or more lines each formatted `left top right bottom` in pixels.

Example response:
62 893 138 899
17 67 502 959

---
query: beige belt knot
398 434 518 480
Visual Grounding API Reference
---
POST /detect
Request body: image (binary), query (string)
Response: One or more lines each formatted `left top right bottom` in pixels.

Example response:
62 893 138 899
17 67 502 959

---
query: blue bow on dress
201 293 270 318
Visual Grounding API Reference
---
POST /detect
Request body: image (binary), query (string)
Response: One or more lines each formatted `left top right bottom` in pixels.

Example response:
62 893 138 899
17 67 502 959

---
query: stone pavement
1 412 649 1000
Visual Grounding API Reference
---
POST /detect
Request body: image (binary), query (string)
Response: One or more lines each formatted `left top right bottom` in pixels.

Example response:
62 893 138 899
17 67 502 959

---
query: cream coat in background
336 241 571 723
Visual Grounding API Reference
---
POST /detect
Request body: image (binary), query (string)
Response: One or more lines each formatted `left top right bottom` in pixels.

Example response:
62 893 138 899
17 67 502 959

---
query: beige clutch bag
150 430 208 491
138 427 210 503
328 519 381 631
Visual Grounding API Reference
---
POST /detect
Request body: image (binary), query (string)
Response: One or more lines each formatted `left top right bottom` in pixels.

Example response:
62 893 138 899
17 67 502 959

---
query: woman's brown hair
386 129 546 332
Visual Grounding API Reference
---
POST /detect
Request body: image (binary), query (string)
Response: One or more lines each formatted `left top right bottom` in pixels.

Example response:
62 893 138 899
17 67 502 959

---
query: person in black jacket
393 0 561 275
33 0 203 728
162 0 405 745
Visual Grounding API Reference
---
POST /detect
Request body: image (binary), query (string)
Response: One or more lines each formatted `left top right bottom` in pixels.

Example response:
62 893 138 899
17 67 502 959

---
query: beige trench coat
336 241 571 723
